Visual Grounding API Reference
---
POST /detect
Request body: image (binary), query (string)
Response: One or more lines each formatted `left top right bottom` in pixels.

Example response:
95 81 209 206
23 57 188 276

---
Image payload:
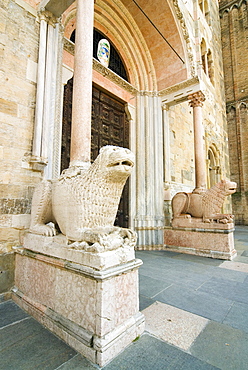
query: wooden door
61 80 130 228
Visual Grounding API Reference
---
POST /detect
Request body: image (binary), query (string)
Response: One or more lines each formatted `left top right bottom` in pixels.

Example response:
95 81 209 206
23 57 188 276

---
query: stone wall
168 101 195 193
220 1 248 224
0 0 41 289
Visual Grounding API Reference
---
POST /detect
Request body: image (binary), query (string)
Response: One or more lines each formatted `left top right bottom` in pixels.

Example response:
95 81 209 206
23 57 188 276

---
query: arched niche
207 144 220 188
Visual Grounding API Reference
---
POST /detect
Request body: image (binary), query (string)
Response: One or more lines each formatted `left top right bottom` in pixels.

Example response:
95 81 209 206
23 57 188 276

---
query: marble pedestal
13 233 145 367
164 219 237 260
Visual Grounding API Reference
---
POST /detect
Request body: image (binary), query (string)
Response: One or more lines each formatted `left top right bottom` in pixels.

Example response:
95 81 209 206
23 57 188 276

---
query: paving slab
139 274 172 298
170 253 222 266
219 260 248 273
232 254 248 264
142 301 208 351
190 321 248 370
0 300 29 328
223 301 248 333
198 277 248 305
0 302 77 370
103 333 218 370
153 284 233 322
207 264 247 283
56 354 96 369
0 318 77 370
139 294 155 311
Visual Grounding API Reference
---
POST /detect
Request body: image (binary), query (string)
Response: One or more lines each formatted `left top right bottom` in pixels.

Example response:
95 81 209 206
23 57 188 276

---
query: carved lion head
220 179 237 195
96 145 135 181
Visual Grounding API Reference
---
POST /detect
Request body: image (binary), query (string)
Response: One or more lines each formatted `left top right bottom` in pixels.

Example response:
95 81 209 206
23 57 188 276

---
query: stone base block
14 234 145 367
164 221 237 260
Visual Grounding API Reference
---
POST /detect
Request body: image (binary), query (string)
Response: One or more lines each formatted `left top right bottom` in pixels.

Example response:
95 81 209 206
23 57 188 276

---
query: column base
164 219 237 260
134 216 164 250
14 233 145 367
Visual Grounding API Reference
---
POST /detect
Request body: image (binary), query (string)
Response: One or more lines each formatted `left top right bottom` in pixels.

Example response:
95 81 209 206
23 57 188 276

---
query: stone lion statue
172 179 237 223
29 146 136 249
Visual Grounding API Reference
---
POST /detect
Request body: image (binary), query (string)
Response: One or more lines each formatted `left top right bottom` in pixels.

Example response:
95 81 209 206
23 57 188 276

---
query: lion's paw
30 223 56 237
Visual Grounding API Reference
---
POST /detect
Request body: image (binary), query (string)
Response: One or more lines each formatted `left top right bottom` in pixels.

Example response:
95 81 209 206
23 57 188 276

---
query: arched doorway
61 79 130 228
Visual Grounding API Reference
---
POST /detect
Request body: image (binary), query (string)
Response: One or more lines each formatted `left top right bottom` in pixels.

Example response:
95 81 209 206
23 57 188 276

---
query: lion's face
99 146 135 180
221 179 237 195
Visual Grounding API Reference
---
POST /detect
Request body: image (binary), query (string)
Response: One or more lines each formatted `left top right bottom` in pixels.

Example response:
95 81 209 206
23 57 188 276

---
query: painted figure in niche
97 39 110 68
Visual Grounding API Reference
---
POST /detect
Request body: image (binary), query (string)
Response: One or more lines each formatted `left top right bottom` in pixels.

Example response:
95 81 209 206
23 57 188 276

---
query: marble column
135 92 164 249
44 21 60 179
70 0 94 168
32 11 48 159
188 91 206 192
31 10 60 176
162 104 171 185
41 20 56 161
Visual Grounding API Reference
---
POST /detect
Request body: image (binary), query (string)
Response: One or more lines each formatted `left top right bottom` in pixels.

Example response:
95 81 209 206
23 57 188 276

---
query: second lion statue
29 146 136 250
172 179 237 224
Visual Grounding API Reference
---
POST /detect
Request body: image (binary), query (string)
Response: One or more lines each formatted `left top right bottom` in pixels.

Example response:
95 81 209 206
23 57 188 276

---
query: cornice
92 58 138 96
158 76 199 97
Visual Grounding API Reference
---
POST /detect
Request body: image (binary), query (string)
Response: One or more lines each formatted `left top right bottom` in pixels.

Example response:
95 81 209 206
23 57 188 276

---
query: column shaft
188 91 206 191
32 15 47 158
70 0 94 168
41 22 55 160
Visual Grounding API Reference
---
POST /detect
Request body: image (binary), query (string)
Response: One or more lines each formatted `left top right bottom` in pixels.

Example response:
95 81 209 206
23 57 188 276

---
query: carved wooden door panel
92 86 130 228
61 78 73 172
61 80 130 228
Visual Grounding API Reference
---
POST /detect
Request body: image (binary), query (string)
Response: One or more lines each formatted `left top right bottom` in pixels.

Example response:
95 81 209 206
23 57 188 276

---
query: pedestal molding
17 248 142 280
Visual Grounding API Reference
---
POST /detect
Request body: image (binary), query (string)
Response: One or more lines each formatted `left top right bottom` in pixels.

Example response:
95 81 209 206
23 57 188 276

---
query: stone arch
207 144 220 188
239 101 248 110
62 0 190 92
62 1 156 91
227 104 236 115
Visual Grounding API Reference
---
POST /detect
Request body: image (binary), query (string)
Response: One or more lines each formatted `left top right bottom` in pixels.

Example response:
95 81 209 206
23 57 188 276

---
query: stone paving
0 226 248 369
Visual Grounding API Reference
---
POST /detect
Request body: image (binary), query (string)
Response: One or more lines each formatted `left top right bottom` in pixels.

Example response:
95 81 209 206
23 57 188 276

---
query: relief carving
172 179 237 224
29 146 136 251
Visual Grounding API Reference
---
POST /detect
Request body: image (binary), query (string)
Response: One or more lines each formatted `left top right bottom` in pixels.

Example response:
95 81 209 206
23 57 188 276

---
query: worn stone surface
164 226 236 260
24 232 136 270
14 232 144 366
0 253 15 294
143 301 208 351
0 0 41 254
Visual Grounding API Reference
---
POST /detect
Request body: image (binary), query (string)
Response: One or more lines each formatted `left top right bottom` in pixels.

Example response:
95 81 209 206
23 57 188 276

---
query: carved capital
188 91 205 108
37 9 58 27
162 103 169 111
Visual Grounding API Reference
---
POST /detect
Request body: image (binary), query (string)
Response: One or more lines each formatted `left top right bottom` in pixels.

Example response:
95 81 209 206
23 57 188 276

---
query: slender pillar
188 91 206 192
32 11 47 158
162 104 171 184
70 0 94 168
135 92 164 249
41 21 55 161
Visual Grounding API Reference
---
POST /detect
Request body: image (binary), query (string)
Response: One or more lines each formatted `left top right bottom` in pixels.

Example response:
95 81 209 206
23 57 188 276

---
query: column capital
37 8 58 27
188 91 205 108
162 103 169 111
